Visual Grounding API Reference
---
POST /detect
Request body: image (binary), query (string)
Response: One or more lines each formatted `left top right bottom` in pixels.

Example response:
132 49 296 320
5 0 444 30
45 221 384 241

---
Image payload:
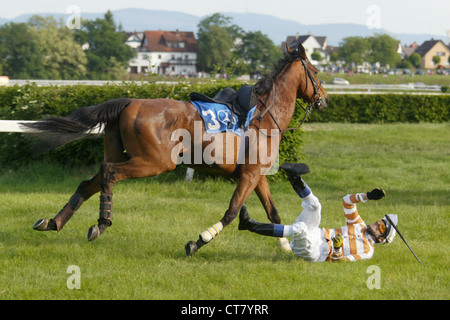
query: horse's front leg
254 175 291 251
185 166 261 257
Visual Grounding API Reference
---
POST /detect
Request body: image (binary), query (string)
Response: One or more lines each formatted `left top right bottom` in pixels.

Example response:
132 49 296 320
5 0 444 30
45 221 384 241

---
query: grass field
0 123 448 300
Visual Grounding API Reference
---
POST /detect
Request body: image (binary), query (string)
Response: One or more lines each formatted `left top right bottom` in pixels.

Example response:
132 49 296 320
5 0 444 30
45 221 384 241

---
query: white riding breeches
284 193 330 262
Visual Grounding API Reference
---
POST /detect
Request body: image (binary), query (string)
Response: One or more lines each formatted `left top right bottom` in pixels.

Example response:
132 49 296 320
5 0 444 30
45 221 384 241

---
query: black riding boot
281 163 311 198
238 205 285 237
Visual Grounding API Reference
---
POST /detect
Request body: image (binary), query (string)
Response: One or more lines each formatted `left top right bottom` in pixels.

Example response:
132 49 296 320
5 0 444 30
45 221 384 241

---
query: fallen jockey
238 163 398 262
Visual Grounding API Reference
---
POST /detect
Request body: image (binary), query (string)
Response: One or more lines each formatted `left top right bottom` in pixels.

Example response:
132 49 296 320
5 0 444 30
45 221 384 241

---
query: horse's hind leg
32 174 101 232
33 125 126 234
87 157 175 241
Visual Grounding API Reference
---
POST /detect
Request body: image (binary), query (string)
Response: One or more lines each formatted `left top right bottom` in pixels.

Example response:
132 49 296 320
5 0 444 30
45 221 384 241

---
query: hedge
308 94 450 123
0 83 448 172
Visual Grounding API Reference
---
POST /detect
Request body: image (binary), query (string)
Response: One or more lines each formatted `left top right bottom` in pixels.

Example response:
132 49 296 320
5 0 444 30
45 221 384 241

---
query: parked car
332 77 350 85
415 69 425 75
388 69 403 75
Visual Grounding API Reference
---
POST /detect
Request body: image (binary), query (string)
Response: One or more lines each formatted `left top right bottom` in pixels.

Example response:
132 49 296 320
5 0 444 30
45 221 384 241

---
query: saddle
189 85 257 129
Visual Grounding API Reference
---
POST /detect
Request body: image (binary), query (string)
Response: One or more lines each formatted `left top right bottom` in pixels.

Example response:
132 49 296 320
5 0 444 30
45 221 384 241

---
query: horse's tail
20 97 133 154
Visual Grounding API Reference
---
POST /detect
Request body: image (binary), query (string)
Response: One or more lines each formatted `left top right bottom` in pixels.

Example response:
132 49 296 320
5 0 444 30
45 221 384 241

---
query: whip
385 214 423 265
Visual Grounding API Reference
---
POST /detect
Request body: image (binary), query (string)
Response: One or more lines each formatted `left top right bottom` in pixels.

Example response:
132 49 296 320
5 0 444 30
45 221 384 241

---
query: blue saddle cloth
191 101 256 136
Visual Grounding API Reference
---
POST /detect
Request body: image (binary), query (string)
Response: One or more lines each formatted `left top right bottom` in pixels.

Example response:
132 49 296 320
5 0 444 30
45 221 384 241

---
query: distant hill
1 8 446 46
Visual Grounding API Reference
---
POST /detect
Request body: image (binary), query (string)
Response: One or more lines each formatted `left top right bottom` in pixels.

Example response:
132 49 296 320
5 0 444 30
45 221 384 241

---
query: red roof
142 30 198 53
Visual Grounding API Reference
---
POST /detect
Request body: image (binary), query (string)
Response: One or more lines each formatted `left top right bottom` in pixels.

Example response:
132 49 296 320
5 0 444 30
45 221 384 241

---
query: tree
338 36 370 67
432 55 441 65
198 25 234 73
74 11 134 79
408 52 421 68
339 34 402 69
28 15 87 80
0 22 46 79
197 13 238 72
368 34 401 67
234 31 281 74
330 51 340 63
397 60 412 69
311 51 322 62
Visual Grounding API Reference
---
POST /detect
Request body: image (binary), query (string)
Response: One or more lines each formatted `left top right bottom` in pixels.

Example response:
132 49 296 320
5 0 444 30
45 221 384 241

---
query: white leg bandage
200 222 223 243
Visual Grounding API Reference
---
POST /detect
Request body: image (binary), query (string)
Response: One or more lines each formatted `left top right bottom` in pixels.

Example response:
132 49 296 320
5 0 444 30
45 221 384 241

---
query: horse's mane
254 49 302 96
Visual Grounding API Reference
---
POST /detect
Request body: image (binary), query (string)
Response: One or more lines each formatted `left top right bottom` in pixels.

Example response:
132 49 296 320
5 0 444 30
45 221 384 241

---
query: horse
23 43 328 256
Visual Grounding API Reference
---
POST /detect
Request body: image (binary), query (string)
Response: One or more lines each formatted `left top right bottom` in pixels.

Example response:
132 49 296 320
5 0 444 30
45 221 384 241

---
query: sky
1 0 449 37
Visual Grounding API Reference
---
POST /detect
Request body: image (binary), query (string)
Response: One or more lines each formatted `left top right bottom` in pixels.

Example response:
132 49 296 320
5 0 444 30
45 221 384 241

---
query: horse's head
287 43 328 111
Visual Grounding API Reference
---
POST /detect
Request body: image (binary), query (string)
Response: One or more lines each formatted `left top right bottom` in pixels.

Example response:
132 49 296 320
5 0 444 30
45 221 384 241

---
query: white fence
0 120 36 133
0 120 104 134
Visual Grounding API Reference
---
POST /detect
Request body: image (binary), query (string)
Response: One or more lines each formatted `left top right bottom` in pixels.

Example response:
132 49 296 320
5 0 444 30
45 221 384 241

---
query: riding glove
367 188 386 200
332 233 344 249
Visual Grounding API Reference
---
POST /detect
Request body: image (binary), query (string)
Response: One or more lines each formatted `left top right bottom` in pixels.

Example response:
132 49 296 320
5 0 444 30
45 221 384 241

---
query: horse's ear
285 43 292 53
297 43 307 60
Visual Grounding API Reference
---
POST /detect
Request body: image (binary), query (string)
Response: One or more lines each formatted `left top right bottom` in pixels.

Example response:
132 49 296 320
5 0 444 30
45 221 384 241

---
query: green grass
0 123 448 300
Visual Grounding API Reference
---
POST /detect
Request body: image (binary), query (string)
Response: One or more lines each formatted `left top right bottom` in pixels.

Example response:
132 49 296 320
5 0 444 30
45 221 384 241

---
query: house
402 42 419 58
281 34 329 64
128 30 198 76
414 40 450 69
125 32 144 49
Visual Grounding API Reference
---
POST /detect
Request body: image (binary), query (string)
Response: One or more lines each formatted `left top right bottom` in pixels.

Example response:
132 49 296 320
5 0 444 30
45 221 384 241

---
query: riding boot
280 163 312 198
238 204 286 237
33 193 84 232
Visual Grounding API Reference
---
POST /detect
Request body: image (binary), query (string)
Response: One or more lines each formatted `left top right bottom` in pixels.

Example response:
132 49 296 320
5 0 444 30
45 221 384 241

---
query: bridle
300 59 324 108
250 58 325 137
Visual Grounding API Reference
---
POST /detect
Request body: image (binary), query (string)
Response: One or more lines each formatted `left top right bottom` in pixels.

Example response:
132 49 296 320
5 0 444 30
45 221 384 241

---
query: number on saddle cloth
189 85 257 130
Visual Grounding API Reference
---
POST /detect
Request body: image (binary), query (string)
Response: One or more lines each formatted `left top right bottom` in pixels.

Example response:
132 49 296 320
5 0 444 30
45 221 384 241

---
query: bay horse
23 43 328 256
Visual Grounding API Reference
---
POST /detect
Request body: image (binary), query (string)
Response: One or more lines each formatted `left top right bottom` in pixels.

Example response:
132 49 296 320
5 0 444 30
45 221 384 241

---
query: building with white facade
281 33 330 64
128 30 198 76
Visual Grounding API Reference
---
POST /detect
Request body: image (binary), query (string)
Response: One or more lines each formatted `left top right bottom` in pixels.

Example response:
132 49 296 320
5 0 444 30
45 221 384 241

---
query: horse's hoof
185 241 198 257
33 218 49 231
87 225 100 241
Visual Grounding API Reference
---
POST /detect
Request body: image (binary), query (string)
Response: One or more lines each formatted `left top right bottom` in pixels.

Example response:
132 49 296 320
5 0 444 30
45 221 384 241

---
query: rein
250 58 322 137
